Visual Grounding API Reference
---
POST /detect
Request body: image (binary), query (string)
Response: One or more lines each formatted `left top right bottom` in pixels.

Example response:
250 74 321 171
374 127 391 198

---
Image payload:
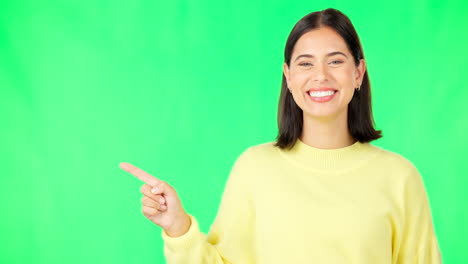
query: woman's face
283 26 366 119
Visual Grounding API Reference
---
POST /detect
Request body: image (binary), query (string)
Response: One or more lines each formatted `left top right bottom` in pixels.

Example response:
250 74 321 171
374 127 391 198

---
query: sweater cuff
161 214 205 253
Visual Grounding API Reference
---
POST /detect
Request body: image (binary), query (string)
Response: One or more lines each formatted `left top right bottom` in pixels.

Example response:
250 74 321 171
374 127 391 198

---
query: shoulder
234 141 279 156
374 145 417 170
241 141 280 160
247 141 278 153
370 144 421 182
226 142 278 183
231 141 279 166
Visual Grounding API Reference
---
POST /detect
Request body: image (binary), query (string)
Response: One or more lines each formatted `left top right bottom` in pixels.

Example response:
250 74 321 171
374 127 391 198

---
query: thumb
151 180 176 197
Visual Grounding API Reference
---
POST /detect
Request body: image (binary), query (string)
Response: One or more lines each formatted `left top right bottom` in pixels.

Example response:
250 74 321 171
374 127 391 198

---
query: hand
120 162 191 237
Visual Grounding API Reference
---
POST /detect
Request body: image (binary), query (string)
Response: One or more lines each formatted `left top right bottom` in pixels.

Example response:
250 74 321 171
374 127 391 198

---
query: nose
313 63 328 82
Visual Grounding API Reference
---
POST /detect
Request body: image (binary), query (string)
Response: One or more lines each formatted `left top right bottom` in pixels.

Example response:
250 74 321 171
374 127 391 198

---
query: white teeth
308 90 336 97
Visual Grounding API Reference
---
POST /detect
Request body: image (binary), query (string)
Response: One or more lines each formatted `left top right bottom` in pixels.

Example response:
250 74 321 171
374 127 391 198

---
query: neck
300 110 355 150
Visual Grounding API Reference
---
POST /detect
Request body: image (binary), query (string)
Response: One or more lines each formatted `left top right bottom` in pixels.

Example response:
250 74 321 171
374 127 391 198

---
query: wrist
165 213 191 237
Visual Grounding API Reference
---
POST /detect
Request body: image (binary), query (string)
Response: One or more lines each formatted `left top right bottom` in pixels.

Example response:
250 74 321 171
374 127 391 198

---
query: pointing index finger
120 162 159 186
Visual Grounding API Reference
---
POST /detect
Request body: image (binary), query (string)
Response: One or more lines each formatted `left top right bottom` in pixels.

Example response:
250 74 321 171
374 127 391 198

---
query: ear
355 59 366 87
283 62 291 87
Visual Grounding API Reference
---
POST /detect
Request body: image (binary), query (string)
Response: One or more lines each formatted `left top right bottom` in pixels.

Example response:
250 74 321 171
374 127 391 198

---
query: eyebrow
294 51 348 62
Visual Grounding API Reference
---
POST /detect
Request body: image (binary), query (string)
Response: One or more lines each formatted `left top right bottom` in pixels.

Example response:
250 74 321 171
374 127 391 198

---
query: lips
306 87 337 93
306 88 338 103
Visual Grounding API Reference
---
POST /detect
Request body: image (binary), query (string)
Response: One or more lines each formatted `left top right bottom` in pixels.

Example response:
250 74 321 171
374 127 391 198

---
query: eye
299 62 313 66
330 60 344 65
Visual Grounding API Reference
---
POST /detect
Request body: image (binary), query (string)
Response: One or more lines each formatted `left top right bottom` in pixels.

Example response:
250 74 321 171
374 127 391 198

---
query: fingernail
151 187 159 194
159 198 165 204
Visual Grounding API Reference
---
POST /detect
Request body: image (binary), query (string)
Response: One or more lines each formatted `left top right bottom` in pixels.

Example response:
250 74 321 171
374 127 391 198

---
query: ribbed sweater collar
278 138 380 171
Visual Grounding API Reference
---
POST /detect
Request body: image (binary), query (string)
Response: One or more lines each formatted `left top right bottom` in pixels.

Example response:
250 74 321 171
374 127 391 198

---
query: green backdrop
1 0 466 263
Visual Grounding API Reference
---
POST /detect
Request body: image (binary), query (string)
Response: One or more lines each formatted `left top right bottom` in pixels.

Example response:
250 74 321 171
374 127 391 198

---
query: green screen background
1 0 466 263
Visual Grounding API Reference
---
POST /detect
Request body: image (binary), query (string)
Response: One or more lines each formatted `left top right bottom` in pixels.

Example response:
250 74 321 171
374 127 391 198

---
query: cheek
290 73 309 89
335 69 354 86
334 70 356 100
341 87 356 106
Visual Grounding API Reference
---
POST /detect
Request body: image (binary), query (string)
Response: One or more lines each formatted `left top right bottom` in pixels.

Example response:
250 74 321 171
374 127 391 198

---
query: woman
120 8 442 263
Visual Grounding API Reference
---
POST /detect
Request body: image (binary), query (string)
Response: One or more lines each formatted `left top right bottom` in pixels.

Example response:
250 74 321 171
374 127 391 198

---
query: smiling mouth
307 90 337 98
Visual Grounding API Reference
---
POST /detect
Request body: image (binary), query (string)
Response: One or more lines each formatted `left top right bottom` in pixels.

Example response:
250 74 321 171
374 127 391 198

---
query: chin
304 111 338 119
303 108 345 120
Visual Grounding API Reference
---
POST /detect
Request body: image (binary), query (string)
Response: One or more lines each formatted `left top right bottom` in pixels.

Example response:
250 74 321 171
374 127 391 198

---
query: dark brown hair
274 8 382 150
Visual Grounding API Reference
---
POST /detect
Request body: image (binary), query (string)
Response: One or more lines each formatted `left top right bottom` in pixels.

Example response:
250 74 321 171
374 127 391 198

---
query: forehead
292 27 350 56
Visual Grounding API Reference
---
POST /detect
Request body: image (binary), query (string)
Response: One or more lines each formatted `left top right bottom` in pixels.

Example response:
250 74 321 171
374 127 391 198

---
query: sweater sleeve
161 147 256 264
395 164 442 263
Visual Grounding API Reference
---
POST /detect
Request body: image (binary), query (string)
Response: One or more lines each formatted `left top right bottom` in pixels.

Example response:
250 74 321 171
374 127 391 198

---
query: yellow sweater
161 139 442 263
